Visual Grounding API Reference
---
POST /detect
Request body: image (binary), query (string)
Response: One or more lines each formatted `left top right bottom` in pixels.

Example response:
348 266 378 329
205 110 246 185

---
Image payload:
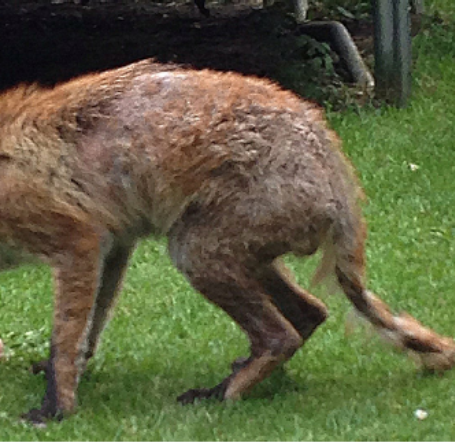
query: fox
0 59 454 425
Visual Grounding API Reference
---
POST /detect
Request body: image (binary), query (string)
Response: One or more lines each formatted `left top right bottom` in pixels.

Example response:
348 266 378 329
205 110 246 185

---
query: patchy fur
0 59 453 424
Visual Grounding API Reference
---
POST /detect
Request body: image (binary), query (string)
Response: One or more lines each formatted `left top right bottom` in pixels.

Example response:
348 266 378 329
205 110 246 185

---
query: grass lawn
1 1 455 440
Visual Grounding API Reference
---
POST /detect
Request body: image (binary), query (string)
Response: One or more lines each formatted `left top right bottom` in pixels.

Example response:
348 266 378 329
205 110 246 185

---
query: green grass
427 0 455 17
1 3 455 441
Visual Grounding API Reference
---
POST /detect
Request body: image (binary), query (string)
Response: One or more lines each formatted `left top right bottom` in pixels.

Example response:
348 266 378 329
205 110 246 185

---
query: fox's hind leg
168 208 330 403
258 260 328 341
230 260 329 373
173 256 304 404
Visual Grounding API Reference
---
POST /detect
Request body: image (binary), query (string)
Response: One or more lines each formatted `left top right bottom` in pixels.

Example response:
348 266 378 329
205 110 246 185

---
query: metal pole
393 0 412 107
372 0 412 106
373 0 394 98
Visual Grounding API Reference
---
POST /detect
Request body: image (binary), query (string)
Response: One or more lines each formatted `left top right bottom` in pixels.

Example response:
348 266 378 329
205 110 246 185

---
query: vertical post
372 0 412 106
393 0 412 107
373 0 394 97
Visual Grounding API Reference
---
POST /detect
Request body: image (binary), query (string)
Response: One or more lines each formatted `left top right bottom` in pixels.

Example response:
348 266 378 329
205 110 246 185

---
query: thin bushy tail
314 220 455 372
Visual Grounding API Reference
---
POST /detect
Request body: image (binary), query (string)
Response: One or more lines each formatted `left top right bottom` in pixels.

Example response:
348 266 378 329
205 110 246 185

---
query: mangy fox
0 59 454 424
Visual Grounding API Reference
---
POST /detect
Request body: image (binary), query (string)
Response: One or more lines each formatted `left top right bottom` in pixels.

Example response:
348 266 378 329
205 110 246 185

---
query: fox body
1 60 454 424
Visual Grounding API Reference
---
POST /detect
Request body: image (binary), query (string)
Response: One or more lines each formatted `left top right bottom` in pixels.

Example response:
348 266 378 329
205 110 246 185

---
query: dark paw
21 407 62 427
30 359 49 376
177 378 230 404
177 387 215 404
21 410 47 428
22 396 64 426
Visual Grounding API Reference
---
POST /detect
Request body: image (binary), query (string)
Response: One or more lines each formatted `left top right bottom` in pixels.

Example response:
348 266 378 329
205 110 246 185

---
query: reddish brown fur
0 59 454 425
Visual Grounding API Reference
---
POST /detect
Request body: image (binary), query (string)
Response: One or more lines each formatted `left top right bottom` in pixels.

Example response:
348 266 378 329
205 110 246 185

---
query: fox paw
177 377 231 404
21 406 63 427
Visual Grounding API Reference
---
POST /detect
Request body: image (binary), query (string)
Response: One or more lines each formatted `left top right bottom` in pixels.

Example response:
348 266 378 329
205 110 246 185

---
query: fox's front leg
24 225 107 425
31 243 134 377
